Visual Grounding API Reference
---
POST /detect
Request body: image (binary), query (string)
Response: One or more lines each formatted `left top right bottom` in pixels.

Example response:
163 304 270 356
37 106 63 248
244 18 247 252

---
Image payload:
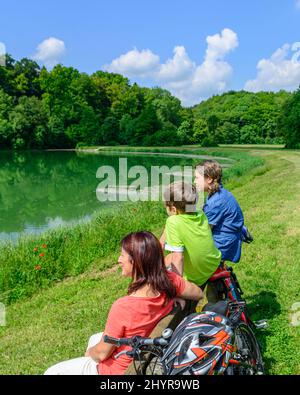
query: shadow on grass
246 291 281 374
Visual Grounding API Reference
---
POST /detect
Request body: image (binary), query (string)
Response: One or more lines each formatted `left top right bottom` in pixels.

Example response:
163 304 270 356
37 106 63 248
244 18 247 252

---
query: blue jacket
203 186 244 263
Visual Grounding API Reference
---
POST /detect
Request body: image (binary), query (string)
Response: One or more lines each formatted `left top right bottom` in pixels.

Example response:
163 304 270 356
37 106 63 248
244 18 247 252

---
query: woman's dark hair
121 231 177 301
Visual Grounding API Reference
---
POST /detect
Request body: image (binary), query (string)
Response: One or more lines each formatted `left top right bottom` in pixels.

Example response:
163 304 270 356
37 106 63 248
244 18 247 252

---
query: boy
160 181 221 289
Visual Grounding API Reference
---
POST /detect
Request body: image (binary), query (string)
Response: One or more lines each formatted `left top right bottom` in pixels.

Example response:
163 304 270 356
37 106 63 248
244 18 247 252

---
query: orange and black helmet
161 312 234 375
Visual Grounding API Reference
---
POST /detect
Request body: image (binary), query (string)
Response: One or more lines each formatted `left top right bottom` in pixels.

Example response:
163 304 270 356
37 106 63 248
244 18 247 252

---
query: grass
235 150 300 374
0 266 131 374
0 146 299 375
218 144 286 149
0 202 167 305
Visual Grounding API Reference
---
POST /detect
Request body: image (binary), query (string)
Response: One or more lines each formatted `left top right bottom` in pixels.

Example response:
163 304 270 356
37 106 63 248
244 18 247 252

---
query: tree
216 122 240 144
192 90 292 145
40 65 102 147
129 104 161 145
207 114 219 135
0 54 16 96
119 114 133 145
91 71 130 115
0 89 14 148
1 53 297 150
9 96 48 149
71 72 108 123
177 120 192 144
239 125 257 144
47 114 70 148
98 114 120 145
0 89 14 117
66 105 101 146
278 87 300 148
144 88 182 134
111 83 144 119
192 118 209 144
143 129 178 146
13 58 41 97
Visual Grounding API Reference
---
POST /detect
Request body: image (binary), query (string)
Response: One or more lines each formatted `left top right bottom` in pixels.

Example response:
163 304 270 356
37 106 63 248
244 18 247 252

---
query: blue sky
0 0 300 105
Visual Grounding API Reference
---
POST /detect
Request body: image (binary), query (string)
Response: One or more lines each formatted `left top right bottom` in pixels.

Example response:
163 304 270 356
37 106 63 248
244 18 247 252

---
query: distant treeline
0 54 299 149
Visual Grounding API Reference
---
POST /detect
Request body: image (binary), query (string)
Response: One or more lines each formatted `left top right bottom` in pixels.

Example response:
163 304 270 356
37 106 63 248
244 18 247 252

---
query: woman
45 231 202 375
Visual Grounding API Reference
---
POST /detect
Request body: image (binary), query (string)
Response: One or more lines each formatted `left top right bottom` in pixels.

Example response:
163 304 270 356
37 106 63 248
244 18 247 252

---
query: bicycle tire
233 323 264 375
143 350 165 375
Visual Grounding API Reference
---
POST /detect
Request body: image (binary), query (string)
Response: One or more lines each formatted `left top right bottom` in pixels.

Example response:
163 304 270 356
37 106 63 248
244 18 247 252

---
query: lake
0 150 231 243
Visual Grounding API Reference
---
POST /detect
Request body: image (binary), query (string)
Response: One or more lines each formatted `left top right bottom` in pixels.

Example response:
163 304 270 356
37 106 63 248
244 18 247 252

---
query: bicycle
201 300 265 375
104 300 265 375
207 262 267 330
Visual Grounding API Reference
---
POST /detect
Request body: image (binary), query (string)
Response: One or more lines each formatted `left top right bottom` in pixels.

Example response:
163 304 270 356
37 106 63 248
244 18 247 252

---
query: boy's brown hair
163 181 197 214
195 160 222 196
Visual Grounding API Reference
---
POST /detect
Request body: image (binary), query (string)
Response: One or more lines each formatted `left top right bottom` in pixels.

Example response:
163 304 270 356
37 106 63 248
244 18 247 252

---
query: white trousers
44 333 103 375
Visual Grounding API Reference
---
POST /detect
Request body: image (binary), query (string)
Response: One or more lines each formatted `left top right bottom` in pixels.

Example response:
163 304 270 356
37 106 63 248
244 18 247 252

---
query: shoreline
76 147 236 162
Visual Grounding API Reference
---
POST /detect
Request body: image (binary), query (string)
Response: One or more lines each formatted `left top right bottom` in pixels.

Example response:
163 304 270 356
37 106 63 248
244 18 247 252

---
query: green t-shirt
165 212 221 286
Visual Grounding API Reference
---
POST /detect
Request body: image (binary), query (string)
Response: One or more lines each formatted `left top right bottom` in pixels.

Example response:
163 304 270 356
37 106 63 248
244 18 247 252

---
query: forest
0 54 299 149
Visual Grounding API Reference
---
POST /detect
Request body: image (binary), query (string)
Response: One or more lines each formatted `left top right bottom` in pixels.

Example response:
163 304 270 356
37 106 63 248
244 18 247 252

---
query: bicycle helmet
161 312 234 375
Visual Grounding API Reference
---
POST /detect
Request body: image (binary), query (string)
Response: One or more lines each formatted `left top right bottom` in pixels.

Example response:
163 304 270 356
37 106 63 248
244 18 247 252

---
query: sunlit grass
218 144 285 149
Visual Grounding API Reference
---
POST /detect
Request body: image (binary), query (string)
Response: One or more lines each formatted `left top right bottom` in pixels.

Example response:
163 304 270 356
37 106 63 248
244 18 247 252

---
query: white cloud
33 37 66 68
296 0 300 9
205 28 238 61
159 28 238 105
0 42 6 66
104 28 238 106
244 42 300 92
156 46 195 82
105 48 160 78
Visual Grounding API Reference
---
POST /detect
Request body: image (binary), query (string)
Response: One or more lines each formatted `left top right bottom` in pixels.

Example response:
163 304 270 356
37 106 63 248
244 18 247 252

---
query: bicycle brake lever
114 350 135 360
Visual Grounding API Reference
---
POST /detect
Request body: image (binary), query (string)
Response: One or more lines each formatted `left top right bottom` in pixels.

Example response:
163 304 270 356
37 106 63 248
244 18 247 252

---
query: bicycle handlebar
103 334 169 348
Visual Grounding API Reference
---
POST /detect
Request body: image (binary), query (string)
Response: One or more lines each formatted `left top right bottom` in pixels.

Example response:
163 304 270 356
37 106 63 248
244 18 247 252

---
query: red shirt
98 271 186 375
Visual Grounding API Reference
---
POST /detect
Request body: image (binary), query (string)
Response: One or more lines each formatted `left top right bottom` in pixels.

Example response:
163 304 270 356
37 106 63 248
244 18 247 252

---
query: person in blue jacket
194 160 244 264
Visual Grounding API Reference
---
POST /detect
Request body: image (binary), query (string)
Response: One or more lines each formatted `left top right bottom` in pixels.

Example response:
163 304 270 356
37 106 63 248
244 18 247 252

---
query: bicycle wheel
233 323 264 375
144 355 165 375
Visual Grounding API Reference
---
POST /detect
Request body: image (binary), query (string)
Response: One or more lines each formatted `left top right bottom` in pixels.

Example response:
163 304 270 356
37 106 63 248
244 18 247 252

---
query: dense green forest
0 54 299 149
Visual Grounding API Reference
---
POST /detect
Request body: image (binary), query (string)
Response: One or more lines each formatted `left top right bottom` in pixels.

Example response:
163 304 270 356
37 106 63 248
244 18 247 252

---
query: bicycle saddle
202 301 230 317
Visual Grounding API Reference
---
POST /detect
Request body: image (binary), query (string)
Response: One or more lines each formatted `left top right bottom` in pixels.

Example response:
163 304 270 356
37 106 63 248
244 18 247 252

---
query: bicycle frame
208 264 249 325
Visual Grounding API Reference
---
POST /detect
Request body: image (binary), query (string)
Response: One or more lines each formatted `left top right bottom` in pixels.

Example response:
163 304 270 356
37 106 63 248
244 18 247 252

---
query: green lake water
0 150 231 243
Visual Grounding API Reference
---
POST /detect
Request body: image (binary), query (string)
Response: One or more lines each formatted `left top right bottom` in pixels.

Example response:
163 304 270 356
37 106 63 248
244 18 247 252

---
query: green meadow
0 146 299 375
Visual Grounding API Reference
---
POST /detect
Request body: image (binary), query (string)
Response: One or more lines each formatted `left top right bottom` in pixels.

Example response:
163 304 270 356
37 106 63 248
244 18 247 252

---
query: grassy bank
0 202 167 304
1 147 299 375
0 147 264 305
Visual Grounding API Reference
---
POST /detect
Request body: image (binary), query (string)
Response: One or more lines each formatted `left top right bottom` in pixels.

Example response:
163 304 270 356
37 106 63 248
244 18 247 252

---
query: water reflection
0 150 230 243
0 151 186 242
